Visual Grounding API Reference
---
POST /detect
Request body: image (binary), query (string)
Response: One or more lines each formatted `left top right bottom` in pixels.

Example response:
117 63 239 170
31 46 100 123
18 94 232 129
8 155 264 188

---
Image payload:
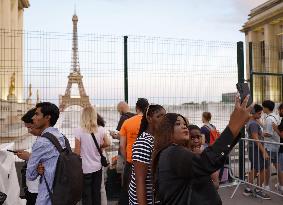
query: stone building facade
241 0 283 102
0 0 30 101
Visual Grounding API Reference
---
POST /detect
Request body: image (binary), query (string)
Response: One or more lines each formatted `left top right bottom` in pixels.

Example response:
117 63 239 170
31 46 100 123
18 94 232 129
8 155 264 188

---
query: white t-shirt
26 177 39 193
74 126 106 174
263 113 280 152
0 149 25 205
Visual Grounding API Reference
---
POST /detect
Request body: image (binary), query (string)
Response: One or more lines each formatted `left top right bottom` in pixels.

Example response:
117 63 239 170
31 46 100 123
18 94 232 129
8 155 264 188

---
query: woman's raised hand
228 95 253 138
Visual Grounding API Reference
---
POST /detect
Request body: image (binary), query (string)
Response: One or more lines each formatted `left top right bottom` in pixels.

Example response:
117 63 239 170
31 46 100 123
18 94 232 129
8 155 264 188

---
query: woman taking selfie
129 104 166 205
152 96 252 205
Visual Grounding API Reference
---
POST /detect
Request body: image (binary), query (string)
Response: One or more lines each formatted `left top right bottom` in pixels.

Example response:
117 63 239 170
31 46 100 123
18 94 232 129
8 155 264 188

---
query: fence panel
0 30 238 154
228 137 283 198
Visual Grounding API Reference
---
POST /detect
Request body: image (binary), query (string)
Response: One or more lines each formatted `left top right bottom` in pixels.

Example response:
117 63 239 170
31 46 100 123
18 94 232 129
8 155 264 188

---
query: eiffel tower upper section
59 13 91 111
71 13 80 74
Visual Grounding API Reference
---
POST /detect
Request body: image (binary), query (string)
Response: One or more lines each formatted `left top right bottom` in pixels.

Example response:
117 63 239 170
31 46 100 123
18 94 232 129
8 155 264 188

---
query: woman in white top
74 106 110 205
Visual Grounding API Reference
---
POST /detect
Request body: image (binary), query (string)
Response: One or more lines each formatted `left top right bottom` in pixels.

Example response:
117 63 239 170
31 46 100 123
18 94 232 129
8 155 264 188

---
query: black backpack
42 132 83 205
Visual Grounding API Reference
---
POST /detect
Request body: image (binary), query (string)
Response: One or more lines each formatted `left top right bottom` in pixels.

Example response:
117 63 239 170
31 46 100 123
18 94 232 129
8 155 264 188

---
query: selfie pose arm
170 96 252 178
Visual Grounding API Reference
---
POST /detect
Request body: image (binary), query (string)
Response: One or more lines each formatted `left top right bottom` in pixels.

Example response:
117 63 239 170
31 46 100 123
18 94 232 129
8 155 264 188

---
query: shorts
279 153 283 172
266 151 278 164
248 146 269 172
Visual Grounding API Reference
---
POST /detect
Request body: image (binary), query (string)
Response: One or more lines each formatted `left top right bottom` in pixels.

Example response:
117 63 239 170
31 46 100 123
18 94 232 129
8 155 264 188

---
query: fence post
237 41 245 180
124 36 129 103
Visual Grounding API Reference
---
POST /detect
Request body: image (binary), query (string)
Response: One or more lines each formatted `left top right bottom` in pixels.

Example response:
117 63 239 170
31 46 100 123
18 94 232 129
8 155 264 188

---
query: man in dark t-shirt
108 101 135 204
116 111 135 132
110 101 135 139
243 104 270 199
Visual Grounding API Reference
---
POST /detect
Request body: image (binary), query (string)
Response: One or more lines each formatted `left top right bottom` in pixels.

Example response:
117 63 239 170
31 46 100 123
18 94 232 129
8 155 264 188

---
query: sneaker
263 185 271 191
254 189 271 200
275 183 283 195
243 188 253 197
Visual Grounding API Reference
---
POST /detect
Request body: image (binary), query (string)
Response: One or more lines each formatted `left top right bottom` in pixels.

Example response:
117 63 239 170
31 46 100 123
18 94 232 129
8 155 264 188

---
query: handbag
116 154 125 174
91 133 109 167
0 191 7 205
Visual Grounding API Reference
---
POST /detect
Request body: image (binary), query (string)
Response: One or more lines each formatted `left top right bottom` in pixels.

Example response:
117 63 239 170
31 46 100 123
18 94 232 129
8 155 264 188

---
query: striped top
129 132 154 205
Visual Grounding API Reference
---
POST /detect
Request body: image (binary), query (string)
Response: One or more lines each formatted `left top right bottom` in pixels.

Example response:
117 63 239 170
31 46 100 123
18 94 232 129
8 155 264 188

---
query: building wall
243 1 283 103
0 0 29 102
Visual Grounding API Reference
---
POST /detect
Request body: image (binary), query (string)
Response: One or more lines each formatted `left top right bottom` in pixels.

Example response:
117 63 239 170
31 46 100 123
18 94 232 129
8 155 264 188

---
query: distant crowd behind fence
1 29 238 150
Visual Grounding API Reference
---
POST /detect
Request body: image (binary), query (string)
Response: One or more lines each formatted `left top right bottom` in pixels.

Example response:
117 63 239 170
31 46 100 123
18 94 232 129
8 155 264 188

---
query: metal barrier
0 29 238 150
228 137 283 198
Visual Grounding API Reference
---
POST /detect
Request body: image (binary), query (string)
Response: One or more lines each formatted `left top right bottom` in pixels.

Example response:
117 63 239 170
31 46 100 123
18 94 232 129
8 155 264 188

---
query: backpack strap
41 132 71 204
63 136 72 152
41 132 67 203
42 132 63 153
124 112 135 118
204 125 211 131
43 175 54 203
204 124 216 131
91 133 103 158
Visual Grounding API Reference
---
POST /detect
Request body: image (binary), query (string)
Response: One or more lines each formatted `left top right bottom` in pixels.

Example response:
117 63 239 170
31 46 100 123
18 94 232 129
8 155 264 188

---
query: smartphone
236 82 253 107
7 149 18 154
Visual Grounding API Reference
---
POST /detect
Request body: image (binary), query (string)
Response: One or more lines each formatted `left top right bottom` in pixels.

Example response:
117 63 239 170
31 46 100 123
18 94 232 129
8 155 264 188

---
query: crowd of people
243 100 283 199
6 97 283 205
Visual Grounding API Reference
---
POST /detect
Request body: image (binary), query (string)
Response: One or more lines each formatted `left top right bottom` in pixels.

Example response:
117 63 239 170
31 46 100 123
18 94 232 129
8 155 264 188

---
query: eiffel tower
59 13 91 111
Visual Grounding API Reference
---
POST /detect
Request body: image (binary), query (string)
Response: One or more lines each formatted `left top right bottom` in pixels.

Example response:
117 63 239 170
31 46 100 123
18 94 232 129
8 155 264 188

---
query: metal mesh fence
0 29 238 153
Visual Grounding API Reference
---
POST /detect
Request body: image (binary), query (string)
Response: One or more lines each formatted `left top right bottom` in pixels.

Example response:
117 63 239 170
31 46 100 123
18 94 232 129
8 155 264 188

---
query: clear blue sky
24 0 267 41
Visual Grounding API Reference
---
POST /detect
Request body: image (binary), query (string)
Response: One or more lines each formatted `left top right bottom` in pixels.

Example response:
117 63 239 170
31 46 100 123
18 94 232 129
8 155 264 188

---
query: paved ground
15 162 282 205
108 183 283 205
219 184 282 205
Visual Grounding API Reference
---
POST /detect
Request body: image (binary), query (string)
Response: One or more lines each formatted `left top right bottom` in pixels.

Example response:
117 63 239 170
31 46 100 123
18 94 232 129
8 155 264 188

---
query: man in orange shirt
119 98 149 205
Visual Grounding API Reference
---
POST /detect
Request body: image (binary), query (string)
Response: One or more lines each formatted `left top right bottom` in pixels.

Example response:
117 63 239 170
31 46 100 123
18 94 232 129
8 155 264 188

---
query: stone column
0 0 26 102
0 0 3 28
17 9 24 102
10 0 23 102
0 0 12 100
247 30 263 103
11 0 18 29
264 23 280 102
275 23 283 102
18 9 24 30
1 0 11 29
